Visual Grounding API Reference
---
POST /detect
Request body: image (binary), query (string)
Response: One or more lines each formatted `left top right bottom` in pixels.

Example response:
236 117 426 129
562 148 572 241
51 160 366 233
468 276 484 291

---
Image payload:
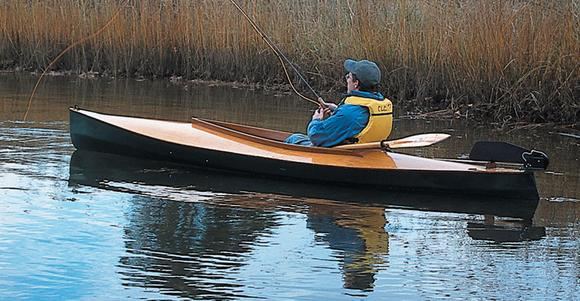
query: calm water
0 73 578 300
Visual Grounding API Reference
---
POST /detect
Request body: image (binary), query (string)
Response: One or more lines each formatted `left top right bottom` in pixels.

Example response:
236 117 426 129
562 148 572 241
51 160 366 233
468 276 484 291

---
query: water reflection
307 204 388 291
68 150 547 297
69 151 393 295
119 196 278 299
0 73 312 133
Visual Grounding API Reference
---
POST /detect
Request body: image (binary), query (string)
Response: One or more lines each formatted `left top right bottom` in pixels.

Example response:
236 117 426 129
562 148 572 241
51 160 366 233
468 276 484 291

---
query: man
285 59 393 147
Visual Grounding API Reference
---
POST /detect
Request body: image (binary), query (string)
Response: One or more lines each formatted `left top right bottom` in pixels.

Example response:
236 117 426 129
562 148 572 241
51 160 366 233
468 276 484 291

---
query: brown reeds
0 0 578 123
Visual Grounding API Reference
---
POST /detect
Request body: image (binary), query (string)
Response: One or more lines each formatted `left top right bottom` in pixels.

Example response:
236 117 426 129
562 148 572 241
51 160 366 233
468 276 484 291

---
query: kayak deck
76 109 517 173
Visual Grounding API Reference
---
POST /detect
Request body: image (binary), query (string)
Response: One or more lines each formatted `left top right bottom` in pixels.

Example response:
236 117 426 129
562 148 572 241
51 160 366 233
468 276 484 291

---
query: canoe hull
69 108 539 200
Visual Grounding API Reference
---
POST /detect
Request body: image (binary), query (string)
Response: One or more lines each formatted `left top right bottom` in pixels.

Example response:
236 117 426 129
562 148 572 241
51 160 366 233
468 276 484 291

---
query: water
0 73 578 300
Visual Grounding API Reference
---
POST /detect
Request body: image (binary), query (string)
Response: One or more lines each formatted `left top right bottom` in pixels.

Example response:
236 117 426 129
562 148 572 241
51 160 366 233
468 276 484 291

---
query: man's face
345 72 359 93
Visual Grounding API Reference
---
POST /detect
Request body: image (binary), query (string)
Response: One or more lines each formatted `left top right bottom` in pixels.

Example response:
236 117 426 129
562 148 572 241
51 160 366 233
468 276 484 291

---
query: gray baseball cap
344 59 381 87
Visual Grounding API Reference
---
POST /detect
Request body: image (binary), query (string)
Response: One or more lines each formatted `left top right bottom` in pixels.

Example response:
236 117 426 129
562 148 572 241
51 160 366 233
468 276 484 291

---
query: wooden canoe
69 107 540 199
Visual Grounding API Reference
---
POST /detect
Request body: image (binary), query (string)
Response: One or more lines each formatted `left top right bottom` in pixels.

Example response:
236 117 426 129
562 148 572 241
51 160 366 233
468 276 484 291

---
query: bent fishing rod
228 0 322 106
23 2 127 121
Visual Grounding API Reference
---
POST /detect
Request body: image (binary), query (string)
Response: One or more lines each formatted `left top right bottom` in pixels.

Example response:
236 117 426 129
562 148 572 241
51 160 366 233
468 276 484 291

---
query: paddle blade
469 141 549 169
386 133 451 149
335 133 450 150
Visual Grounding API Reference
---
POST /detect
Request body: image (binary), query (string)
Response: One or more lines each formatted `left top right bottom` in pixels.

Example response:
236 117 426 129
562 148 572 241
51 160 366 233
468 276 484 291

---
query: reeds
0 0 577 123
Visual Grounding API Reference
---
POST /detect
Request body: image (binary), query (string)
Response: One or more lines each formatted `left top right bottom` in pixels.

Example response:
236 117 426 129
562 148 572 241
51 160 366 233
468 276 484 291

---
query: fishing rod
23 2 126 121
228 0 322 106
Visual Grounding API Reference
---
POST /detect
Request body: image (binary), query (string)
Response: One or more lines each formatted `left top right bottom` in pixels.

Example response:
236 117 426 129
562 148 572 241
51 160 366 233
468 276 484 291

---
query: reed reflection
118 196 278 299
0 73 310 131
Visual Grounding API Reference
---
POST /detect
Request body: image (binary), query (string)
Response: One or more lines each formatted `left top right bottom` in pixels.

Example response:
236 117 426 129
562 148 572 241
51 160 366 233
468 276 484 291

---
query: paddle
334 133 451 150
469 141 549 169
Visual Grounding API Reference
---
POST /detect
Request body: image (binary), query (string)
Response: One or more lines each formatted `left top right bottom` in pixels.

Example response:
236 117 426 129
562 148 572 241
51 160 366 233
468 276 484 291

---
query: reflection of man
307 204 388 291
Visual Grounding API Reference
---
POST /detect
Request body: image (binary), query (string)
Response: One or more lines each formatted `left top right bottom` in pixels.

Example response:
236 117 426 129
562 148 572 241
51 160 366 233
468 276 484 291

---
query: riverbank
4 68 576 133
1 0 577 124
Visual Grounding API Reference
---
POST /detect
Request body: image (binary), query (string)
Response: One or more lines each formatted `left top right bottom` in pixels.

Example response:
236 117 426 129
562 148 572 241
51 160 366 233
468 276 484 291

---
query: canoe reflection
467 216 546 242
69 150 540 220
68 150 544 295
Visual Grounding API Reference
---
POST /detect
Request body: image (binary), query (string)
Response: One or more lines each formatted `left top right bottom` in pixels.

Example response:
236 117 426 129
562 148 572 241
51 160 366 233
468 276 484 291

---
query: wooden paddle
335 133 451 150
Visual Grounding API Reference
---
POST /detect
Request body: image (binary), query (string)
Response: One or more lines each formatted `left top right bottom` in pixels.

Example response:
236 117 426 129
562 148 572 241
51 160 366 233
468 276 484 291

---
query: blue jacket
285 90 384 147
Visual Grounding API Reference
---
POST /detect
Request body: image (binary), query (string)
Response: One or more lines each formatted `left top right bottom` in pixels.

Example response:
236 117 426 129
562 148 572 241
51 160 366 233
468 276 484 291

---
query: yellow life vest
344 96 393 143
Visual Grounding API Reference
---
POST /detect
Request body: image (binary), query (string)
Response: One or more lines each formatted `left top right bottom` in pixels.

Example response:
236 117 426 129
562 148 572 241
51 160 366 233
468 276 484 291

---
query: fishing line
228 0 321 106
23 2 126 121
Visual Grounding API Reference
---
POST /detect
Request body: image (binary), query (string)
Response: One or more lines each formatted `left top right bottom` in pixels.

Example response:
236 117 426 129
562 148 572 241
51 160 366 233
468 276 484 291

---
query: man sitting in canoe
285 59 393 147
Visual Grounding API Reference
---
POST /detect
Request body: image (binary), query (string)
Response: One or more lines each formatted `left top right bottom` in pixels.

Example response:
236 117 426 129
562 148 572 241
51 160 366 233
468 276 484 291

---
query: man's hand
318 97 337 112
312 107 332 120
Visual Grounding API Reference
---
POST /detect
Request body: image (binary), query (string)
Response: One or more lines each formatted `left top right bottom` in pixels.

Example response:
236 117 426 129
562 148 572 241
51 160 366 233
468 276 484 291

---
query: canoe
69 107 540 199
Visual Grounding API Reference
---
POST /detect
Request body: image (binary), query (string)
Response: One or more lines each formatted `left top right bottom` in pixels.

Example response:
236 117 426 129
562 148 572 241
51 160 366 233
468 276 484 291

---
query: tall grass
0 0 577 123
